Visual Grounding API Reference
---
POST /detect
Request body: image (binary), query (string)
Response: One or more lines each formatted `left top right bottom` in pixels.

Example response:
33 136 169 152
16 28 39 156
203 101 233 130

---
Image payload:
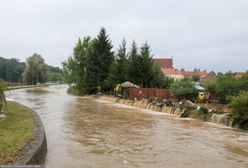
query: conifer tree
127 41 140 84
86 27 114 93
116 39 128 83
139 42 154 87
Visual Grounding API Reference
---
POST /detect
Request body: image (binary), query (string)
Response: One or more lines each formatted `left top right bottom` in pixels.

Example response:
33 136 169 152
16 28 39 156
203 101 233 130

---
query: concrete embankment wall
14 104 47 165
98 96 231 127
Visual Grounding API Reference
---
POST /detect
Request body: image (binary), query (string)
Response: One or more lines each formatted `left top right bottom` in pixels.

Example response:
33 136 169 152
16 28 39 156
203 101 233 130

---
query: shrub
0 80 6 112
228 91 248 129
170 79 198 101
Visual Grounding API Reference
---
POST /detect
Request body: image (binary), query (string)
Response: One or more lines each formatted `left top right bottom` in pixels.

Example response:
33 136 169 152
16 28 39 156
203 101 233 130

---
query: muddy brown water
7 85 248 168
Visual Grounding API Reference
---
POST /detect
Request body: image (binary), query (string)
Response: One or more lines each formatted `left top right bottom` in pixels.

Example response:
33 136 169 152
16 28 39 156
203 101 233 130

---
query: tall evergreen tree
116 39 128 83
139 42 154 87
86 27 114 93
127 41 140 84
108 39 128 85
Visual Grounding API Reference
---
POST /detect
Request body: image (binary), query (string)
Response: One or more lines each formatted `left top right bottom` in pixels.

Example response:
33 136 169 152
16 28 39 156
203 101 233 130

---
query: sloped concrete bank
14 103 47 165
97 96 231 127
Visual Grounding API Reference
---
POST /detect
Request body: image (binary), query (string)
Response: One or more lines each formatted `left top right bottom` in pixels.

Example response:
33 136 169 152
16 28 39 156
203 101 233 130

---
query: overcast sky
1 0 247 72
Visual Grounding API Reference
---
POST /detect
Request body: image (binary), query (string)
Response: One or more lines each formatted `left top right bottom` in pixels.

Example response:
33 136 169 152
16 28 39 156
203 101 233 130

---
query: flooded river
7 85 248 168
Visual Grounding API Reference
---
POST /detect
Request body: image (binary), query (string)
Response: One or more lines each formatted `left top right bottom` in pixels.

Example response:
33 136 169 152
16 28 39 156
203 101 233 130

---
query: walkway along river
7 85 248 168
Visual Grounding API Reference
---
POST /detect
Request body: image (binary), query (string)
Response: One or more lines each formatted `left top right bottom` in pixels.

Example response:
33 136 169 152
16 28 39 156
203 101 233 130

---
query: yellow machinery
198 92 205 103
114 84 121 93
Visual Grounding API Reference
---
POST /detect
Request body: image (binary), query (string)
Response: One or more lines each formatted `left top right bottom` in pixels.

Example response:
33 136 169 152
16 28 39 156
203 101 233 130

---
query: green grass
7 84 49 91
0 101 33 163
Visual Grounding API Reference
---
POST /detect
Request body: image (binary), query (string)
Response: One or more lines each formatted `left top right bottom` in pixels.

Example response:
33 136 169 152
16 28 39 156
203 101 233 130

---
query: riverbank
0 101 47 164
0 101 33 163
7 84 50 91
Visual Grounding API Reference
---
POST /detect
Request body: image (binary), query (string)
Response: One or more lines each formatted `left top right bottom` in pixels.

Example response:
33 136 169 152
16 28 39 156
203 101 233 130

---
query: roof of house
153 58 173 69
161 68 209 78
234 72 245 78
162 68 183 75
182 71 209 78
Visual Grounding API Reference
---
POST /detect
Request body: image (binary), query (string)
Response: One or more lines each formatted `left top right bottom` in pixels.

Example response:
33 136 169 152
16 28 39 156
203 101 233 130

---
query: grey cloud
0 0 247 72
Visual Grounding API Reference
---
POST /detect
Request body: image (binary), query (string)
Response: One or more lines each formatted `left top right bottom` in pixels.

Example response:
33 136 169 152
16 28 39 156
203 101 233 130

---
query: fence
129 88 171 100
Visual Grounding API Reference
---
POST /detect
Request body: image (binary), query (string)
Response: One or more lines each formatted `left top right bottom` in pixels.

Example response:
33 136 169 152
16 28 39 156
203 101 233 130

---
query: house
162 68 184 80
181 71 209 79
234 72 245 78
153 57 211 81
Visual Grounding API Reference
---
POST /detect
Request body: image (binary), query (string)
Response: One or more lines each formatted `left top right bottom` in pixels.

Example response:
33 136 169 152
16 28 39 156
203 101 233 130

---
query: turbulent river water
6 85 248 168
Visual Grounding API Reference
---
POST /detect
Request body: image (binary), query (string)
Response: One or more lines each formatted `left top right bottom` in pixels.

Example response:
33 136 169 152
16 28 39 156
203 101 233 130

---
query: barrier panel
129 88 170 100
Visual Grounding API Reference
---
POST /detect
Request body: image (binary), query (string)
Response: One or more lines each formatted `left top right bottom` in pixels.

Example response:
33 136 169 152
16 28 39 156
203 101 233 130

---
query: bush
0 80 6 112
170 79 198 101
228 91 248 129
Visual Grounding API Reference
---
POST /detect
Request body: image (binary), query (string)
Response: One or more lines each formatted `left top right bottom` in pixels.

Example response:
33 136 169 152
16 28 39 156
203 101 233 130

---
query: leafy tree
151 64 173 88
22 53 49 85
63 37 92 94
192 75 200 82
170 79 198 100
228 91 248 129
0 57 25 83
203 72 248 103
203 76 217 101
48 66 62 82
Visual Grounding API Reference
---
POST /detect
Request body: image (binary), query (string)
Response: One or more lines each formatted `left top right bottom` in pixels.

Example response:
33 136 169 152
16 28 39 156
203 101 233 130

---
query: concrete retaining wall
14 104 47 165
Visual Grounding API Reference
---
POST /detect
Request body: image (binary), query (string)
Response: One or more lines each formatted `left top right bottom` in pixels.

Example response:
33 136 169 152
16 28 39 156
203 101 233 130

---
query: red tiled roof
161 68 209 78
162 68 183 75
153 58 173 69
182 71 209 78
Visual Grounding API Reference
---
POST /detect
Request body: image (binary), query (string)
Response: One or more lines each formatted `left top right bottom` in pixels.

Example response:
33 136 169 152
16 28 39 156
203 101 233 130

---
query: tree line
0 57 25 83
62 27 172 95
0 55 62 84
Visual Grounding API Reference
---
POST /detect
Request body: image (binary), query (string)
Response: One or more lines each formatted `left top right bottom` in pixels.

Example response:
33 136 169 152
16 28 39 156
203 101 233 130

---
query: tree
170 79 198 100
22 53 49 85
48 65 63 82
0 57 25 83
63 37 93 94
115 39 128 83
192 75 200 82
203 72 248 103
127 41 140 84
86 28 114 93
228 91 248 129
107 39 128 87
139 42 154 87
151 64 173 88
203 76 217 101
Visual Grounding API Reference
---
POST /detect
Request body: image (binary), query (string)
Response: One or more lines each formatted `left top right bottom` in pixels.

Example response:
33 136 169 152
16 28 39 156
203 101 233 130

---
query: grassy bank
7 84 49 91
0 101 33 163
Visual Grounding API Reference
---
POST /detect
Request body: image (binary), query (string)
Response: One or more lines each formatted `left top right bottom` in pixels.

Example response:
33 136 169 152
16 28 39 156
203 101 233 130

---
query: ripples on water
7 85 248 168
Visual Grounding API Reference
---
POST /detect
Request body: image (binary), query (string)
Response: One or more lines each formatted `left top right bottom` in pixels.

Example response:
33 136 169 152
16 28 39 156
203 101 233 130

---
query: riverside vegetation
63 28 248 130
0 55 63 85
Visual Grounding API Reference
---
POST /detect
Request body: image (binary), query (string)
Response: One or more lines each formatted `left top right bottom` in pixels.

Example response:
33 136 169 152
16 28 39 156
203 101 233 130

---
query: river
6 85 248 168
